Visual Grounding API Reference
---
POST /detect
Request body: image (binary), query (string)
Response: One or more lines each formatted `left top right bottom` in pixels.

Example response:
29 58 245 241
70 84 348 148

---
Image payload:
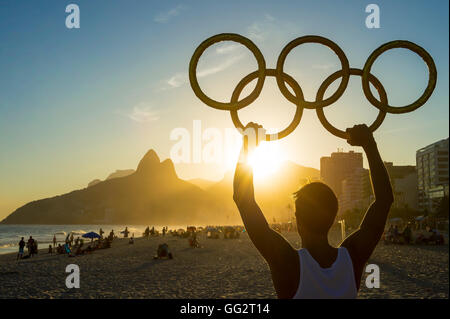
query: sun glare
248 142 284 180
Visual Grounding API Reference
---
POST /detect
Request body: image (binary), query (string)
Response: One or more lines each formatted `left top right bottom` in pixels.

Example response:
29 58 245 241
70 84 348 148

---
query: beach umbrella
82 232 101 239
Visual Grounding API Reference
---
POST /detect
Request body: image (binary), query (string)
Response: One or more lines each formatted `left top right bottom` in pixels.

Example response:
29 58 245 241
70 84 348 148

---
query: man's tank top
292 247 357 299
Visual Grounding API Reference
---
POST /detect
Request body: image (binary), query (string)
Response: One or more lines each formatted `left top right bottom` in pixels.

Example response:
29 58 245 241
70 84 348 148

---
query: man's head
294 182 338 236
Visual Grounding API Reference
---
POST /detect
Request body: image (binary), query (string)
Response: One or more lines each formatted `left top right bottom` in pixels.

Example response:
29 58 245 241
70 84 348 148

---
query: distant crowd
16 225 251 261
383 224 445 245
16 228 116 260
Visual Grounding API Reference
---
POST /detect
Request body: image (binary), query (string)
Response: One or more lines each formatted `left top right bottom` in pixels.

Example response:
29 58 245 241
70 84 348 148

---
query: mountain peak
106 169 135 180
161 158 178 179
136 149 160 173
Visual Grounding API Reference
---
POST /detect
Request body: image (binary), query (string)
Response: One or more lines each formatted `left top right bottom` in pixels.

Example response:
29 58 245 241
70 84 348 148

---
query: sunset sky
0 0 448 219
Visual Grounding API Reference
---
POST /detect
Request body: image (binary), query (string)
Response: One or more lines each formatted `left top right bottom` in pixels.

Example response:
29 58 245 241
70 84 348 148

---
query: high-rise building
320 151 365 215
385 162 418 210
416 138 449 213
340 168 371 214
320 151 363 198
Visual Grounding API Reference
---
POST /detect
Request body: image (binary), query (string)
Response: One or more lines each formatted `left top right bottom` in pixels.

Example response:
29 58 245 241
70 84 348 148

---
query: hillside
1 150 224 225
1 151 319 225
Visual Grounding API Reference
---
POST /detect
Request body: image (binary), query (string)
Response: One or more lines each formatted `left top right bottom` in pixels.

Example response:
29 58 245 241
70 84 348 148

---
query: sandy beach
0 230 448 299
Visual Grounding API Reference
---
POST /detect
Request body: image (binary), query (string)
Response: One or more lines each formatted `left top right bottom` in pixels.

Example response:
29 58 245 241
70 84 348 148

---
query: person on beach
385 225 394 242
394 225 399 239
53 235 57 247
17 237 25 260
27 236 35 257
64 242 73 257
123 227 130 238
154 243 173 259
233 123 394 299
402 223 412 244
189 232 200 248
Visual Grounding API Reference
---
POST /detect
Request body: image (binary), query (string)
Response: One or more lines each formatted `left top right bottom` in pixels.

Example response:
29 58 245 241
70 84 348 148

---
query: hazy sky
0 0 448 219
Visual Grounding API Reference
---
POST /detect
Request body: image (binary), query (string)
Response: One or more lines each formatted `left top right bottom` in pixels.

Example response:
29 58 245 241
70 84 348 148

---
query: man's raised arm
233 123 295 265
342 124 394 263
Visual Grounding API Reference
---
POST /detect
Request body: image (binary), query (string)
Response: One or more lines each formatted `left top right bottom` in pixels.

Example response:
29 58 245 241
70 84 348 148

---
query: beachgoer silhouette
27 236 35 257
123 227 129 238
233 122 394 299
403 223 412 244
64 242 73 257
189 232 200 248
154 243 173 259
17 237 25 260
144 226 150 239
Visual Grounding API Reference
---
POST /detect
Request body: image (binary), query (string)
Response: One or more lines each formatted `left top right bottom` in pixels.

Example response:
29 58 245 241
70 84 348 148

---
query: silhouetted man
27 236 35 257
17 237 25 260
233 123 393 299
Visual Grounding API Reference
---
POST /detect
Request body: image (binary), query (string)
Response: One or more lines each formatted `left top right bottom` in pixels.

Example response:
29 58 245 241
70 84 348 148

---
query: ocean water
0 225 177 255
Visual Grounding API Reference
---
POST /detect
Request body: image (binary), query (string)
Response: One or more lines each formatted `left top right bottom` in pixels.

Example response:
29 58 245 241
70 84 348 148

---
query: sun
248 142 285 180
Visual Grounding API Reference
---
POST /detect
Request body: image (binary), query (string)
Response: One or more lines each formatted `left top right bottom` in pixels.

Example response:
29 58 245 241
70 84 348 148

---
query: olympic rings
189 33 266 111
189 34 437 140
362 40 437 114
276 36 350 109
316 68 387 139
230 69 304 141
